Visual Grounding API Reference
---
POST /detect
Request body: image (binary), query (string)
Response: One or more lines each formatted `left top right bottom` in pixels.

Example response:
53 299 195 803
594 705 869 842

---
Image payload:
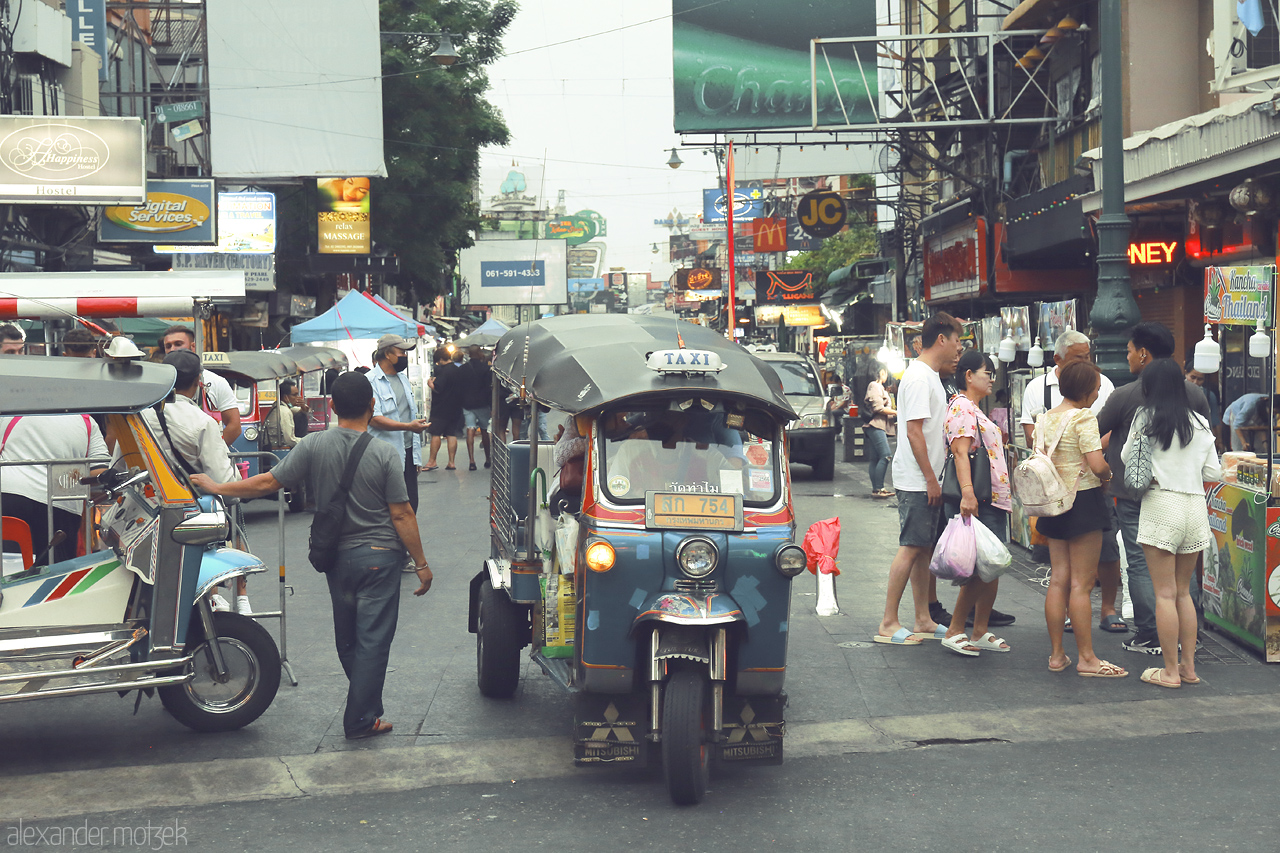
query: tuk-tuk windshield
599 403 780 505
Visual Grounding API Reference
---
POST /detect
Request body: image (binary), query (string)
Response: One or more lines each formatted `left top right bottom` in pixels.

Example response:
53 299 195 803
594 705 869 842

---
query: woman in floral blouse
939 349 1013 658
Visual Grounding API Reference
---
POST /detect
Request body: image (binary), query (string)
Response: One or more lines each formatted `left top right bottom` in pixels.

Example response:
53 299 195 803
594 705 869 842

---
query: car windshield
771 361 821 396
599 403 780 505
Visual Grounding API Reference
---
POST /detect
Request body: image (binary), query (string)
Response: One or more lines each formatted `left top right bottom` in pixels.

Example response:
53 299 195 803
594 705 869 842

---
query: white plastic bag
929 516 976 581
554 513 579 575
973 518 1012 582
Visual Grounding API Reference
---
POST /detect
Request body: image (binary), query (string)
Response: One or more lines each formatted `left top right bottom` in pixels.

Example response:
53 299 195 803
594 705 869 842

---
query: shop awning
1080 91 1280 211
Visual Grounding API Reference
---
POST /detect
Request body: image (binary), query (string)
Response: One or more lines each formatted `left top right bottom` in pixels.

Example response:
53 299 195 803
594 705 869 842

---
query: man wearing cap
369 334 429 515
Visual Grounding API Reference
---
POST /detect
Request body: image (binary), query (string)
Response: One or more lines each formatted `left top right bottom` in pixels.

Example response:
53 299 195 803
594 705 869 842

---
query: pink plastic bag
803 517 841 576
929 515 976 581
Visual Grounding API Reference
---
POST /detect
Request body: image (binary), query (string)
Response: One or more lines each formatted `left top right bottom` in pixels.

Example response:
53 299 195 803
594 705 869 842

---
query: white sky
477 3 719 282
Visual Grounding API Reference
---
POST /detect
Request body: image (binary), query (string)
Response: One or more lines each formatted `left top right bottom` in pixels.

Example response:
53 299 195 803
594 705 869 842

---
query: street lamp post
1087 0 1140 384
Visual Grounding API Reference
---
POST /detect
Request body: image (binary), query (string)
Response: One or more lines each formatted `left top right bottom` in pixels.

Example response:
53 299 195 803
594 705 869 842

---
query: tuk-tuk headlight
676 537 718 578
775 545 807 577
584 539 616 573
243 426 259 442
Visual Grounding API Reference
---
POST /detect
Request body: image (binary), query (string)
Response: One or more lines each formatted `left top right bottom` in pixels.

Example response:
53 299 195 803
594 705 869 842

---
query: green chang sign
673 0 877 132
1204 265 1275 326
544 210 606 246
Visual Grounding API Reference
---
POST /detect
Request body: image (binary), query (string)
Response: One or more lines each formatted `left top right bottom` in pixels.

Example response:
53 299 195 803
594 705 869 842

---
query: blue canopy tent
289 290 427 343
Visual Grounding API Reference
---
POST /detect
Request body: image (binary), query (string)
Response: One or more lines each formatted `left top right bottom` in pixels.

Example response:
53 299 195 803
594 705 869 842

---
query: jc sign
796 191 847 239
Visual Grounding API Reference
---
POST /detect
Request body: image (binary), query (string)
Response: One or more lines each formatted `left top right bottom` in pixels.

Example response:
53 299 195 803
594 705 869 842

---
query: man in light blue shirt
368 334 429 514
1223 392 1267 452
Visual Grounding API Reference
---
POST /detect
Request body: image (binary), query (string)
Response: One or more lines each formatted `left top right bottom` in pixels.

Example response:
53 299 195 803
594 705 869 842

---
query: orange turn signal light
584 540 616 573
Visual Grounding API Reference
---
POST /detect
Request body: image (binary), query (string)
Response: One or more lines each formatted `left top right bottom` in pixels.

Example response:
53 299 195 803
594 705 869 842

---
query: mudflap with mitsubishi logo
574 693 650 767
717 694 786 765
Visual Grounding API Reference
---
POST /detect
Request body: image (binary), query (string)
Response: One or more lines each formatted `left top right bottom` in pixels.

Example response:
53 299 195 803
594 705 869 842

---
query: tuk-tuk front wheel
662 669 710 805
476 582 524 699
159 611 281 732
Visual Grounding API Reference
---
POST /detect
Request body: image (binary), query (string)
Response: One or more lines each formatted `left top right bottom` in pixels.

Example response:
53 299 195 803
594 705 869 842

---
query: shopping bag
973 518 1012 582
929 516 976 581
802 517 841 576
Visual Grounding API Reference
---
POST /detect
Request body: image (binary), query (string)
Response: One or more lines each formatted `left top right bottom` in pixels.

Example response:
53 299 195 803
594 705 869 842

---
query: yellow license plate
646 492 742 531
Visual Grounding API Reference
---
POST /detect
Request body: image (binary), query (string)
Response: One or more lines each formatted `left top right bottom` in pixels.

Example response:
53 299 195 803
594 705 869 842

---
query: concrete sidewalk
1 447 1276 809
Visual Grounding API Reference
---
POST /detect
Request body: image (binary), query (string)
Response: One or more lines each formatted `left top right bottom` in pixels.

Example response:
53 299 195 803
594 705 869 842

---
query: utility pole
1087 0 1140 383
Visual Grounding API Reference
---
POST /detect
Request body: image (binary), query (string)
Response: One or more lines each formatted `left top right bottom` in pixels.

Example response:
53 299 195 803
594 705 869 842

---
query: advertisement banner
70 0 109 80
99 179 216 244
755 304 825 326
545 210 606 245
458 240 568 305
924 217 986 302
703 188 765 223
317 178 371 254
171 253 275 293
672 0 877 132
156 192 275 254
676 268 722 291
1264 509 1280 662
1204 265 1275 326
752 217 787 252
0 117 145 204
1036 300 1078 351
1205 482 1266 650
786 215 824 252
756 270 815 304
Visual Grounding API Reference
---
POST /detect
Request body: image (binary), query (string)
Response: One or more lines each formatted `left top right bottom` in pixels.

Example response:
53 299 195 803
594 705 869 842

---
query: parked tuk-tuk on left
0 352 281 731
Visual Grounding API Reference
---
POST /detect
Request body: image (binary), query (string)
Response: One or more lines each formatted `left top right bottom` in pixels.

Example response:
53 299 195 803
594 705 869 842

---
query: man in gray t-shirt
192 372 431 741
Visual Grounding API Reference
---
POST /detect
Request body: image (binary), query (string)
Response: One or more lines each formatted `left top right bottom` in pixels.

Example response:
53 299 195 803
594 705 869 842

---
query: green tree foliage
375 0 516 300
785 224 878 293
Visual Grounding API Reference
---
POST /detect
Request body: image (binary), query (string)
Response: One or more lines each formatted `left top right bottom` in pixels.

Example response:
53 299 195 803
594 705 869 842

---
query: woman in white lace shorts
1122 359 1222 690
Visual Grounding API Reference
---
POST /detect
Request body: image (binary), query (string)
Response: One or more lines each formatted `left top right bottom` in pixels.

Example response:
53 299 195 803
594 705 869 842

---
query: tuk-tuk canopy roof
491 314 796 420
279 346 347 375
204 350 297 383
0 355 175 415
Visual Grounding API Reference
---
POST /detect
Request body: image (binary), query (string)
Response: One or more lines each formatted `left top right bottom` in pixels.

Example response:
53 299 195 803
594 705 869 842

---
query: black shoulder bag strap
155 403 199 477
330 432 375 533
1044 371 1052 412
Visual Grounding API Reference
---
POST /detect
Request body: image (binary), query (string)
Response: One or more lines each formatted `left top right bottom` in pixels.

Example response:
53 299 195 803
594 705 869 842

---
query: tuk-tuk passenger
161 326 242 447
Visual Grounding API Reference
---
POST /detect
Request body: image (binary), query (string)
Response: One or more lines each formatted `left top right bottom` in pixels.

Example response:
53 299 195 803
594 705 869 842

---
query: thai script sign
1204 265 1274 326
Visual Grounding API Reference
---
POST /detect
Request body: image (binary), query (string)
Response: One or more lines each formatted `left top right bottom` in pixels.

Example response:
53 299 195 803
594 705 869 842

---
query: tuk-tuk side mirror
172 511 230 546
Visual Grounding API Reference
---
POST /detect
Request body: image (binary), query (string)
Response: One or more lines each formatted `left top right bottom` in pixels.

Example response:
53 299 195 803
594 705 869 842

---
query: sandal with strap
1079 660 1128 678
346 718 393 739
969 632 1011 652
941 633 980 657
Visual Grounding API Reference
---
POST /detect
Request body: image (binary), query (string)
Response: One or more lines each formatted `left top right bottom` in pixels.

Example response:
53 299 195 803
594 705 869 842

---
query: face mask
393 354 409 373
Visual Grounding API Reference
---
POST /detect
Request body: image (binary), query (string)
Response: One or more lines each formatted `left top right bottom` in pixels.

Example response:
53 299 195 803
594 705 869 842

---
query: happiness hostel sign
1205 265 1275 326
0 117 145 204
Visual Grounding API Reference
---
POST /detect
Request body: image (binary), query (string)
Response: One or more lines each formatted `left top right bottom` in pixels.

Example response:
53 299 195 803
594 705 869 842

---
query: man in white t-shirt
1019 329 1114 446
162 325 242 447
874 313 964 646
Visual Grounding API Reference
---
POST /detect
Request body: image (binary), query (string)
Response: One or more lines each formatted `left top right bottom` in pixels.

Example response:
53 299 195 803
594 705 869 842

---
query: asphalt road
3 437 1279 851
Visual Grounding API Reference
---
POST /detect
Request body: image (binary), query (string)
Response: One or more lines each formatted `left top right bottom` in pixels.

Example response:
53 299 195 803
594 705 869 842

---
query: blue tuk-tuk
469 314 804 805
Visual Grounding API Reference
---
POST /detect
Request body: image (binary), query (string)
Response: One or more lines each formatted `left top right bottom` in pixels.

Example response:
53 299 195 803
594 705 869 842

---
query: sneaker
1123 633 1162 655
928 601 953 626
968 608 1016 628
235 595 253 616
210 594 231 612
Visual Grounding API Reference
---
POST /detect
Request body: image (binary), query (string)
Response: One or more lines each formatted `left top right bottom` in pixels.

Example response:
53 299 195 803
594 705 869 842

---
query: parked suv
755 351 838 480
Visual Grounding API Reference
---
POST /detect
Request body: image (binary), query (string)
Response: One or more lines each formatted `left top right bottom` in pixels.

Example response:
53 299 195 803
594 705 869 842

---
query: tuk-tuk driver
161 325 242 447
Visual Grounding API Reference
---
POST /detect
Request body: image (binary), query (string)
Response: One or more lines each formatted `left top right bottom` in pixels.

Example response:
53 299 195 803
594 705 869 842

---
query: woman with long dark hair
1122 358 1222 688
864 366 896 497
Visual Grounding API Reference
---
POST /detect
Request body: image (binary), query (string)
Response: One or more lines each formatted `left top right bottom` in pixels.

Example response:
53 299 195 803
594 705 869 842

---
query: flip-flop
423 465 439 471
1063 617 1073 634
1180 671 1201 684
872 627 923 646
1079 660 1128 678
970 632 1011 652
913 625 949 641
345 718 393 739
1048 655 1072 672
941 633 980 657
1100 614 1128 633
1140 667 1181 688
445 465 456 470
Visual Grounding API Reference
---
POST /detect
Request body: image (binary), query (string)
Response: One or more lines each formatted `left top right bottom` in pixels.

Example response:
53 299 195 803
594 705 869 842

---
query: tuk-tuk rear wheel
159 611 281 732
662 669 710 805
476 582 523 699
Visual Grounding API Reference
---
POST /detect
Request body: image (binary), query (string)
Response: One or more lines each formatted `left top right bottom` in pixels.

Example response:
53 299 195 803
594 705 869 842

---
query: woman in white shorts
1122 359 1222 689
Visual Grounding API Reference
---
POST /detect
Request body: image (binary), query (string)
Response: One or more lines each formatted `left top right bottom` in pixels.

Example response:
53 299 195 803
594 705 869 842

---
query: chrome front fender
195 547 268 601
631 592 745 632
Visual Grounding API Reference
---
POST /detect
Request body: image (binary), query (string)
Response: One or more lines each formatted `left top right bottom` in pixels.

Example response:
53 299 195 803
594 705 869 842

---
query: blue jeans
1114 497 1156 636
325 544 404 736
865 426 891 492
